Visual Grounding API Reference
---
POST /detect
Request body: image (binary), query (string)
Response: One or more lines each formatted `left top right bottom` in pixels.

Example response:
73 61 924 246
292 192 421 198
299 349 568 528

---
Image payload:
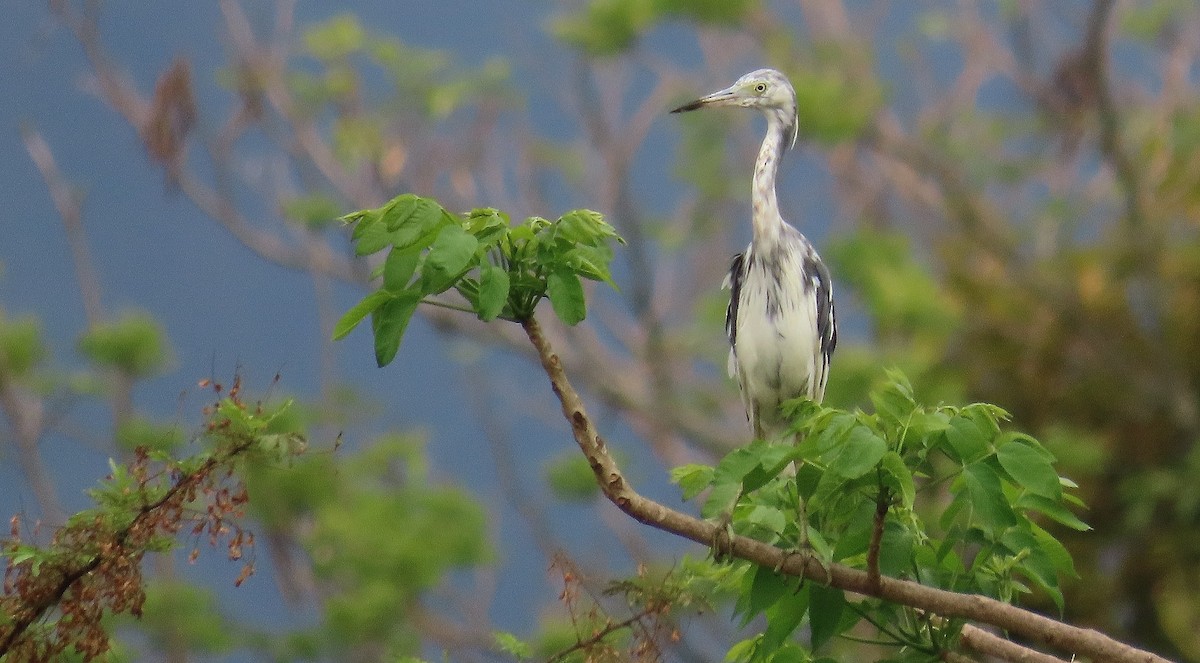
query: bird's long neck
751 109 792 247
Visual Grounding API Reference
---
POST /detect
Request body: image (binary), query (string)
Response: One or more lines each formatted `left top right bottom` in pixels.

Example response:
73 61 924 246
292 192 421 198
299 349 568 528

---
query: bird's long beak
670 85 737 113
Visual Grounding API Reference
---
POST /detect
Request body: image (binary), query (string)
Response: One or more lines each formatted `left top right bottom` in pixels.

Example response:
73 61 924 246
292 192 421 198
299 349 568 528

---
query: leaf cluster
77 312 171 379
552 0 758 57
286 14 511 123
334 194 624 366
671 369 1087 660
0 380 305 662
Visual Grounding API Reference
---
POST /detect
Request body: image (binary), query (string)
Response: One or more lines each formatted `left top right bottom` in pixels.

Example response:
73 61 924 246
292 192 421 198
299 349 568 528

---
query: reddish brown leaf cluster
0 381 272 662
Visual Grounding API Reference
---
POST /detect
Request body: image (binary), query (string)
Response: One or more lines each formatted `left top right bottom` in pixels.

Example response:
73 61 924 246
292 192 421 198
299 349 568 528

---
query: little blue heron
672 69 837 441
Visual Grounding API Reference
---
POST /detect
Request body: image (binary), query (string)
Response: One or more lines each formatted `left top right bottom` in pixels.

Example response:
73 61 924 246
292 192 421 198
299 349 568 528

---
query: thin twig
867 481 889 593
544 604 659 663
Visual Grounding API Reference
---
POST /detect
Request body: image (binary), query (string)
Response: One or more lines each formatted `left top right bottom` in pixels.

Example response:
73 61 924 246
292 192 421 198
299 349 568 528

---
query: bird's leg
711 510 735 563
786 458 833 584
771 469 812 574
797 489 810 549
789 457 811 551
710 487 744 563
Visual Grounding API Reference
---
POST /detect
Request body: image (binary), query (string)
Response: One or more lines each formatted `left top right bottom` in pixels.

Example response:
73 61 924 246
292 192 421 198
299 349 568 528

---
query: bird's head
671 68 798 147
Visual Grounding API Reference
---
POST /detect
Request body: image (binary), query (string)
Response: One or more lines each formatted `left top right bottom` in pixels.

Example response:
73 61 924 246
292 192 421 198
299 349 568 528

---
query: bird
672 69 837 441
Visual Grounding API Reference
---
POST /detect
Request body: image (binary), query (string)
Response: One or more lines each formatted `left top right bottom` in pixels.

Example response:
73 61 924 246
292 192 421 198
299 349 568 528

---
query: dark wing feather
811 258 837 362
725 252 745 348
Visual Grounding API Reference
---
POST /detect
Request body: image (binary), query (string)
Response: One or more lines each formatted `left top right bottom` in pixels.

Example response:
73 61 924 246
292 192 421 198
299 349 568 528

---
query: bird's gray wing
810 257 836 362
724 252 745 349
724 251 759 430
804 254 837 398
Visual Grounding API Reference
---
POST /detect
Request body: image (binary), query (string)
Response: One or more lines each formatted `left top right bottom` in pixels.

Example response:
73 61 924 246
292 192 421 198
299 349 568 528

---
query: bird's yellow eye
754 83 767 93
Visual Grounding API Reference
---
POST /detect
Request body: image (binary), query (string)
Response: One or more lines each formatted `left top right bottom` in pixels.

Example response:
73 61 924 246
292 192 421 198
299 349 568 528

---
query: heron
672 68 837 441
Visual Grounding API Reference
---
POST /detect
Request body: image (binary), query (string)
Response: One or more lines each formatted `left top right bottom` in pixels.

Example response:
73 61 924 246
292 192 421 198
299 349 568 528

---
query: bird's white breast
727 239 823 439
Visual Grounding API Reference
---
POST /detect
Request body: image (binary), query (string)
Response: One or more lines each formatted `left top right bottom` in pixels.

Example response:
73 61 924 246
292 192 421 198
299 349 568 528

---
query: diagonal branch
520 314 1170 663
959 623 1069 663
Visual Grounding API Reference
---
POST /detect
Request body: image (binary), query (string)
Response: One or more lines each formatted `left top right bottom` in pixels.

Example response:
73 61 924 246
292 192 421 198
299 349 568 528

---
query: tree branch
520 314 1170 663
959 623 1070 663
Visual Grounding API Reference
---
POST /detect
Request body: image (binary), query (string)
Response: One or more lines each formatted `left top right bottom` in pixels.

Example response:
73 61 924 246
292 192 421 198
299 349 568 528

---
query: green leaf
332 290 393 341
809 584 845 650
880 451 915 509
741 443 798 492
703 447 761 518
382 194 438 231
377 194 450 250
1016 493 1091 531
550 213 591 242
421 224 479 294
564 244 616 284
944 415 989 464
794 462 824 502
343 208 376 234
996 439 1061 499
805 527 835 566
870 376 915 427
741 505 788 538
346 195 448 256
962 462 1018 531
826 425 886 479
555 209 618 245
878 522 914 577
546 268 586 325
800 413 858 459
350 215 392 256
670 464 714 501
493 631 532 659
476 261 510 321
740 564 794 625
1003 529 1064 613
1030 522 1079 578
907 410 951 444
761 585 809 652
831 502 875 562
808 464 849 514
383 246 420 291
371 291 421 367
392 213 448 251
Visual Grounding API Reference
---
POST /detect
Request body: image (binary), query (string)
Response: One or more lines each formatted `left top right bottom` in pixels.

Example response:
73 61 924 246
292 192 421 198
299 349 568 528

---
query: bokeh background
2 1 1199 661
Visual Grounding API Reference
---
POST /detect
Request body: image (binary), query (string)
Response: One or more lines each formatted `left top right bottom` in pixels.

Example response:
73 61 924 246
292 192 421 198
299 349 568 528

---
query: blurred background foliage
3 0 1200 661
